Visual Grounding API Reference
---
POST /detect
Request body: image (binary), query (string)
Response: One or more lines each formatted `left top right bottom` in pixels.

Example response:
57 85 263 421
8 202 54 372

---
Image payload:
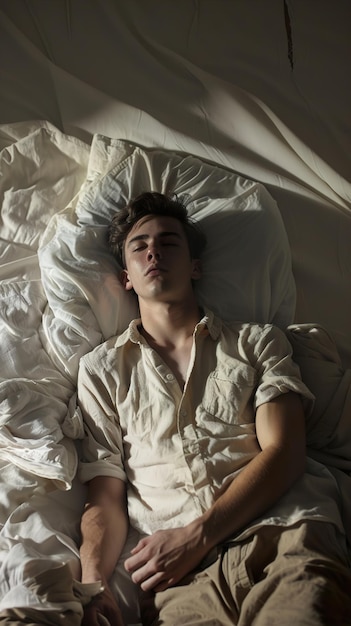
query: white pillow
40 139 296 379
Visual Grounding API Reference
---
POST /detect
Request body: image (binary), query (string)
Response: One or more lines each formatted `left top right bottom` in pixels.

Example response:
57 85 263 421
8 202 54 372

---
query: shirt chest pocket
201 364 257 425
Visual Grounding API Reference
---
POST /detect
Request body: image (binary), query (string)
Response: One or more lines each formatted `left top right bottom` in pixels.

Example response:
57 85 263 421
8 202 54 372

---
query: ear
191 259 202 281
120 269 134 291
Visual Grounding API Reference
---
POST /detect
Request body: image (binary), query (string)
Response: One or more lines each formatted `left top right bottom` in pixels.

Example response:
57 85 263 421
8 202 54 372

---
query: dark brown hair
108 191 207 267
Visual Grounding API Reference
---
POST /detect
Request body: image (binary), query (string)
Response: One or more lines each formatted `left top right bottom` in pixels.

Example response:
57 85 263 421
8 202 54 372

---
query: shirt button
166 373 174 381
180 409 187 418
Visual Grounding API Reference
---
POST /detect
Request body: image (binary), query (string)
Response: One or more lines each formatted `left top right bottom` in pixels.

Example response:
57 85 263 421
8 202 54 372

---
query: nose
147 242 161 261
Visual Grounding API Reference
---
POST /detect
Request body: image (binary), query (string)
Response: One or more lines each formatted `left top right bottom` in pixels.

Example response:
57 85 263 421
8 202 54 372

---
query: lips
145 264 165 276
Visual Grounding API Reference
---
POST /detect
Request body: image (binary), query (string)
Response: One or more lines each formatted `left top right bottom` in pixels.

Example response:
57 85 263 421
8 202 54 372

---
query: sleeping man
77 192 351 625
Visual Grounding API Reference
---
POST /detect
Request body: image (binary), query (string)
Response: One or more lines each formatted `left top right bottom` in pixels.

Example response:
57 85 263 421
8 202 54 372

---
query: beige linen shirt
78 310 345 540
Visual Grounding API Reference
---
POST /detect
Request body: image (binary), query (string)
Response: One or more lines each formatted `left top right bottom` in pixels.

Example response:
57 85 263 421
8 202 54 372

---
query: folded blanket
287 324 351 471
287 323 351 548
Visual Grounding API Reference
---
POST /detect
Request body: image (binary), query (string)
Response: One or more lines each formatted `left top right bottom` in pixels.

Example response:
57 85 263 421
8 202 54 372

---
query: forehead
126 215 185 241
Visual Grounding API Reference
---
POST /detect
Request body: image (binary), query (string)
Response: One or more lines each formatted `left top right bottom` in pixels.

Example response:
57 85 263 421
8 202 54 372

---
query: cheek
124 258 145 289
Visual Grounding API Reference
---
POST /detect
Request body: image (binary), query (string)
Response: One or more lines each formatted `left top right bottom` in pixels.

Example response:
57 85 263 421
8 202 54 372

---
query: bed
0 2 350 625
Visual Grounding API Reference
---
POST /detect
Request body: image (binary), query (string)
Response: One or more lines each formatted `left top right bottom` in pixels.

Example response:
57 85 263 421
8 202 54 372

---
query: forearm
197 392 306 550
199 441 305 551
80 505 128 585
80 477 129 586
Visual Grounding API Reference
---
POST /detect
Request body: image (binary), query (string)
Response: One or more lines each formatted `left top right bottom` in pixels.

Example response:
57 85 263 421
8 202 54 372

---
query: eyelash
133 242 178 252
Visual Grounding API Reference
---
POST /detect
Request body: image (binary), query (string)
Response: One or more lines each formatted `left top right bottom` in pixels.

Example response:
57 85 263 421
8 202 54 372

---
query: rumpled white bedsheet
0 122 93 620
0 121 89 490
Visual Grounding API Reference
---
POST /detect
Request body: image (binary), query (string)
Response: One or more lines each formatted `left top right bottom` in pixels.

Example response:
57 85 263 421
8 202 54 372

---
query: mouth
145 265 165 276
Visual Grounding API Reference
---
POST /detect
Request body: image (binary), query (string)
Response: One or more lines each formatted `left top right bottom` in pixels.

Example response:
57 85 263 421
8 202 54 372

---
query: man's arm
80 475 128 625
124 391 306 591
202 391 306 543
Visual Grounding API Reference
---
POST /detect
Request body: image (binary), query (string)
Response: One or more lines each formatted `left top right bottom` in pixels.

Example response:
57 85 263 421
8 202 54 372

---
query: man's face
122 215 201 302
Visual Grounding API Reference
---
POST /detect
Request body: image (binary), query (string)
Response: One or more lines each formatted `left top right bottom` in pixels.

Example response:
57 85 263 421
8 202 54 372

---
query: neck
139 297 202 348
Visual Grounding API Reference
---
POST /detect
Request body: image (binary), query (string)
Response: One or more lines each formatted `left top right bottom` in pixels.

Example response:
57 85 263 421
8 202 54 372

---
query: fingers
124 551 143 573
125 546 174 591
139 570 166 591
97 614 112 626
82 588 124 626
126 556 166 590
129 537 147 555
124 527 203 592
125 539 152 573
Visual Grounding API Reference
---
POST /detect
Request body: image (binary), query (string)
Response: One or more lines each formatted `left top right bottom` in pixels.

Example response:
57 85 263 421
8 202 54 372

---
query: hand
124 523 209 592
81 585 124 626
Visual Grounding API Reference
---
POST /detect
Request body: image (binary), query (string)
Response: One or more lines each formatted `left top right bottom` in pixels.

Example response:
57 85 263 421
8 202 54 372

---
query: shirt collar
128 318 143 344
123 307 221 345
196 307 222 340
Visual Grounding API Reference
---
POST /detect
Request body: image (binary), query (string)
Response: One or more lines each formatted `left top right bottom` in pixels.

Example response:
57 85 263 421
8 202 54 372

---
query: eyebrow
127 231 182 247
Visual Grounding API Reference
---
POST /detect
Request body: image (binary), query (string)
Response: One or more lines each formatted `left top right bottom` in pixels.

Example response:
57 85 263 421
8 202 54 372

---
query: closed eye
127 231 183 253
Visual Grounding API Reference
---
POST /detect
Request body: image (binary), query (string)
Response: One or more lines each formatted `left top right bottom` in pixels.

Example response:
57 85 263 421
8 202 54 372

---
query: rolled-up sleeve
77 355 127 484
248 325 315 414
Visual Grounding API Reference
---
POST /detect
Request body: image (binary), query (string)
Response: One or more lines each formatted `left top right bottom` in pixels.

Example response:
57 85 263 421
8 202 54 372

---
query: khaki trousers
140 521 351 626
